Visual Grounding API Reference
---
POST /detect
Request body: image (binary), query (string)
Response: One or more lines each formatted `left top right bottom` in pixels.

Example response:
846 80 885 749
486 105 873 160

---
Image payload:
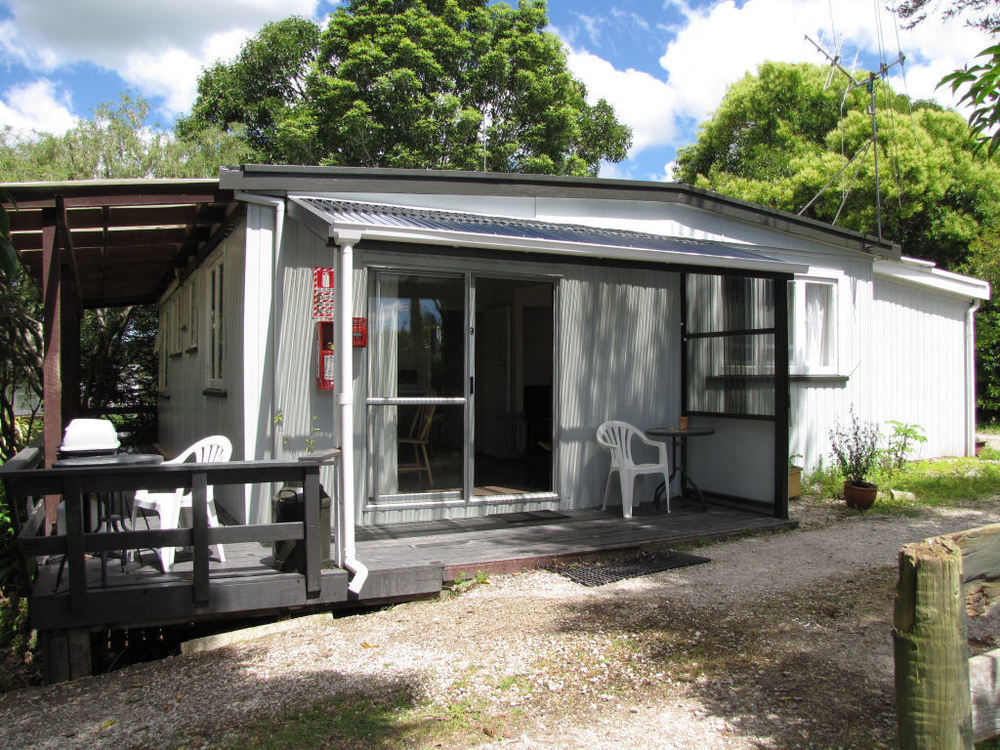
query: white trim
875 258 990 301
788 276 841 377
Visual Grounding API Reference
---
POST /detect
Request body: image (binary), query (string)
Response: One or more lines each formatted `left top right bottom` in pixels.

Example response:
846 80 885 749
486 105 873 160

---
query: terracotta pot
843 481 877 510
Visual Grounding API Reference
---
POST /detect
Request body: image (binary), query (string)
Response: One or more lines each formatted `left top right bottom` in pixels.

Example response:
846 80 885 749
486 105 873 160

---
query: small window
167 296 183 356
788 279 837 375
157 308 169 391
187 276 199 351
207 258 225 386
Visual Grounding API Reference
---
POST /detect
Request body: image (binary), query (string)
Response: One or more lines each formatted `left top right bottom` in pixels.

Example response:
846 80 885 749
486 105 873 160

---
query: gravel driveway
3 498 1000 749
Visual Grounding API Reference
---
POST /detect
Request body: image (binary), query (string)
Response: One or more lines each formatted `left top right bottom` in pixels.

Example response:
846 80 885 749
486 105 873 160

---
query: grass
217 691 515 750
803 453 1000 515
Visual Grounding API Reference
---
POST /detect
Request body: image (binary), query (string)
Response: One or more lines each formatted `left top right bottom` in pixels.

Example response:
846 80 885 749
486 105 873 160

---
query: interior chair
596 420 671 518
398 403 436 486
132 435 232 572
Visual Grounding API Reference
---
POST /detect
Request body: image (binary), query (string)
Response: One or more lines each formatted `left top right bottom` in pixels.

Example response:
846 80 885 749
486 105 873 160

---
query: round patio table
52 453 164 584
644 426 714 512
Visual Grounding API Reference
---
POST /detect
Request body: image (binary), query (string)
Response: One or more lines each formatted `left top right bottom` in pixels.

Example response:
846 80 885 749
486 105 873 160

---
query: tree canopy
177 0 631 175
2 93 251 182
674 61 1000 270
895 0 1000 31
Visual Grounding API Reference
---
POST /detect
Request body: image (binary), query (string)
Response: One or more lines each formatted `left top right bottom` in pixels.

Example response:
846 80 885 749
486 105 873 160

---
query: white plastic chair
596 421 671 518
132 435 232 572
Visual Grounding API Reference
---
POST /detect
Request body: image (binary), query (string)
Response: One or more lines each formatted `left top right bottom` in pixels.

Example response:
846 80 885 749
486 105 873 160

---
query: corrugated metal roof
293 196 798 271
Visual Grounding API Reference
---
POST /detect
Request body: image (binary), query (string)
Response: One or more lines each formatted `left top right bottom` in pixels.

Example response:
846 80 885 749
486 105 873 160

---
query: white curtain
373 276 399 497
803 283 832 368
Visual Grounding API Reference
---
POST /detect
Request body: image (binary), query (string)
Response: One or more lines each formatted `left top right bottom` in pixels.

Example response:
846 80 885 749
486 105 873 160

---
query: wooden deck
29 500 793 633
357 501 795 579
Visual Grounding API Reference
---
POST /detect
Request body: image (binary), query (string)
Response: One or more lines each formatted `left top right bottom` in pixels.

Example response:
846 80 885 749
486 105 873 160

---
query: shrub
829 408 880 486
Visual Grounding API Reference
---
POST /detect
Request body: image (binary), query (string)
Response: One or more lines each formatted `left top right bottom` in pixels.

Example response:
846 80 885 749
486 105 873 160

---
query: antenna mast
802 34 903 242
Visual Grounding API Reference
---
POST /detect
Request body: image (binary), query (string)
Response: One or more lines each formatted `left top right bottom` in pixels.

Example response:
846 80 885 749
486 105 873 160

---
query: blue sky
0 0 991 181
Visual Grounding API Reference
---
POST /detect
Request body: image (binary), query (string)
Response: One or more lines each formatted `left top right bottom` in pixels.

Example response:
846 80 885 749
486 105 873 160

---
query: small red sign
312 267 335 321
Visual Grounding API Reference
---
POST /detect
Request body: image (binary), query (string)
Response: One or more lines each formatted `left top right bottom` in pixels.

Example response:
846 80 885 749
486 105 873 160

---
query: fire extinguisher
317 321 335 390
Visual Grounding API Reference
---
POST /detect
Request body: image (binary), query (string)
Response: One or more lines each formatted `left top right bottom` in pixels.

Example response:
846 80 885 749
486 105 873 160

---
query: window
788 279 837 375
166 296 183 356
180 278 198 351
157 308 169 391
684 272 777 417
207 258 225 386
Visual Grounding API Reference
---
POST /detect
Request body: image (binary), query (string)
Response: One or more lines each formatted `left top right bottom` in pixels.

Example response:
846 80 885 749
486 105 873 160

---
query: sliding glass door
368 270 554 506
369 273 468 500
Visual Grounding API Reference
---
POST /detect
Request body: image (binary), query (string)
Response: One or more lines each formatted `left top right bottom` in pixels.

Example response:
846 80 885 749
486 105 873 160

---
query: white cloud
0 0 322 118
565 0 992 163
0 79 78 136
569 51 680 153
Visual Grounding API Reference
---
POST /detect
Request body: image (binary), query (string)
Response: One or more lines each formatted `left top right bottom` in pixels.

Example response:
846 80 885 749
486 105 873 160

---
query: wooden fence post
894 538 973 749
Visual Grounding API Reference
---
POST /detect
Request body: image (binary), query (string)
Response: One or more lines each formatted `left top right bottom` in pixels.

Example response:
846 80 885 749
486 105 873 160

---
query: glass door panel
369 273 467 500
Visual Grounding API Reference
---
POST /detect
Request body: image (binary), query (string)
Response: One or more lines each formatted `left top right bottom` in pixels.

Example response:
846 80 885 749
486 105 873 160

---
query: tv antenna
798 34 904 242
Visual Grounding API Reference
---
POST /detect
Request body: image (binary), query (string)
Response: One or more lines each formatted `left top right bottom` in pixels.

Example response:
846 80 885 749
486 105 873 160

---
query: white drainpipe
966 299 981 457
334 229 368 594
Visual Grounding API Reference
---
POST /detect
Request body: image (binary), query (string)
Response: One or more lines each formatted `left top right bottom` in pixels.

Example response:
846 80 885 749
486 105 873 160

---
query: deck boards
28 502 794 631
358 502 793 577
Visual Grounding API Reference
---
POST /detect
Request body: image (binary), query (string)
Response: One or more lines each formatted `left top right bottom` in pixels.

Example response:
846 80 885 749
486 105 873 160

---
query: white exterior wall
867 277 971 460
270 217 344 514
157 223 248 520
556 264 682 511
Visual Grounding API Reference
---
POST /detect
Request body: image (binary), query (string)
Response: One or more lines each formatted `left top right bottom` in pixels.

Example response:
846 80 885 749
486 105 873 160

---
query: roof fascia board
223 165 899 259
875 259 990 301
289 197 807 275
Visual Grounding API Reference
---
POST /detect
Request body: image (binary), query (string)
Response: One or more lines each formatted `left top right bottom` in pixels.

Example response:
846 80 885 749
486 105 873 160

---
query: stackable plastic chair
596 420 671 518
132 435 232 572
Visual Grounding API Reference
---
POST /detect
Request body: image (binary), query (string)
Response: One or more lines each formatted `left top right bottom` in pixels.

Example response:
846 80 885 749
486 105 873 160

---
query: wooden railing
0 446 340 614
894 523 1000 748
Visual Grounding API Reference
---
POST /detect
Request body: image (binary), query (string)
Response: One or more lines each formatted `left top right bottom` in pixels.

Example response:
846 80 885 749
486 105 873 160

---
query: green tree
176 16 320 162
895 0 1000 31
0 187 16 277
2 93 252 181
177 0 631 175
675 61 1000 270
0 265 41 462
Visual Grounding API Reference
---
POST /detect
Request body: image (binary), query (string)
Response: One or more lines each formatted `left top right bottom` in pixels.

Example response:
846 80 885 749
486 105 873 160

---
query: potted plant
829 409 880 509
788 454 803 499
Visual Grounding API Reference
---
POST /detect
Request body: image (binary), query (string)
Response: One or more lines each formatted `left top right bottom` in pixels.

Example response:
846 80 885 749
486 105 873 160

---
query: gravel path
3 499 1000 749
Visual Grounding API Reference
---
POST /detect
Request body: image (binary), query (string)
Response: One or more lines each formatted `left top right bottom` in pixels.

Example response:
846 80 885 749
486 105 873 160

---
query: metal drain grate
554 552 710 586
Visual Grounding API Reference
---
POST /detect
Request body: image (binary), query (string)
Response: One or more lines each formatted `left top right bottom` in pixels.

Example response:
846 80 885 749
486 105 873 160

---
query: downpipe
336 235 368 594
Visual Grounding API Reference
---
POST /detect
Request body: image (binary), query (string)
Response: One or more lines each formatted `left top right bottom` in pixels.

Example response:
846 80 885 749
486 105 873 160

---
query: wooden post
43 628 91 683
191 471 209 605
41 207 61 534
303 466 322 598
894 538 973 749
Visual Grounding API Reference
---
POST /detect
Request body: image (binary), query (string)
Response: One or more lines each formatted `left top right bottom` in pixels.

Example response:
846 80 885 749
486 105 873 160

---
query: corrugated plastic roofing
295 197 782 264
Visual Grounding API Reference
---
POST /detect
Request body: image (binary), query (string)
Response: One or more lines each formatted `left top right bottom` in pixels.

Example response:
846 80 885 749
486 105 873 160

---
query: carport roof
5 178 238 307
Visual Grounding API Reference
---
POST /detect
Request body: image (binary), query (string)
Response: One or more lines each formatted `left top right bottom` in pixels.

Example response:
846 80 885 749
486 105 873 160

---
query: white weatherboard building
153 166 988 534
